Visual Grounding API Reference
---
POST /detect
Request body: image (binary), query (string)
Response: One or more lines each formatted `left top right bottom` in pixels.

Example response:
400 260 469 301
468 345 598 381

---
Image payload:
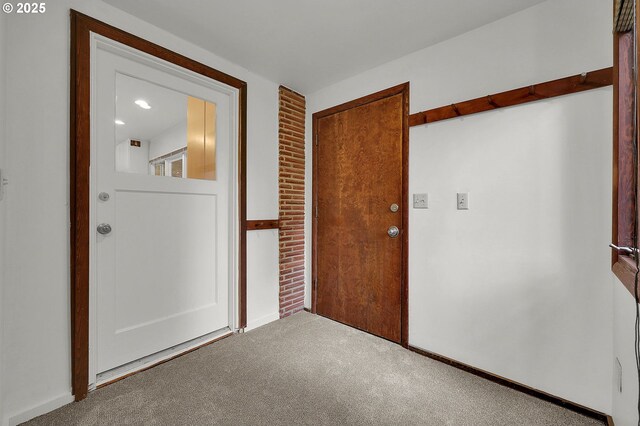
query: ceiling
115 73 187 144
103 0 546 93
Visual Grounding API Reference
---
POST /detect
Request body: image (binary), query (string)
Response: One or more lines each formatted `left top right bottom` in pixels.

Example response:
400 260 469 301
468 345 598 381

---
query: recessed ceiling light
134 99 152 109
115 119 125 125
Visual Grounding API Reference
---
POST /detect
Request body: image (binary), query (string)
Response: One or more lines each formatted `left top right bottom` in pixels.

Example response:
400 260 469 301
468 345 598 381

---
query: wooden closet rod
409 67 613 127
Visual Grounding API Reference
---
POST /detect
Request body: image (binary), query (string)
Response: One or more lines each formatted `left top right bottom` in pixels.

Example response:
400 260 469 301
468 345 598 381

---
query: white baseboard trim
8 392 74 426
245 312 279 332
6 315 277 425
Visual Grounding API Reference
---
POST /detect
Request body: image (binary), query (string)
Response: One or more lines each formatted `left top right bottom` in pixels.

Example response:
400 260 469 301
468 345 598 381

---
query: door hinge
313 278 318 291
315 132 318 146
315 204 318 218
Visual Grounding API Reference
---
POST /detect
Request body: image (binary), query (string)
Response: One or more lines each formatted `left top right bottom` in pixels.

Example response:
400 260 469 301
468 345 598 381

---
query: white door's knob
97 223 112 235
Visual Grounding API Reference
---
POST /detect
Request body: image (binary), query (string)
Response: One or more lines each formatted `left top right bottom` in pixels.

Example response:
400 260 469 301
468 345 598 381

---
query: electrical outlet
413 193 428 209
457 192 469 210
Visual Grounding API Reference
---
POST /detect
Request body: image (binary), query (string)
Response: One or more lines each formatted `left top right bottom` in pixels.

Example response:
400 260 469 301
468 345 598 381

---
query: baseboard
408 345 610 424
245 312 279 331
8 392 75 426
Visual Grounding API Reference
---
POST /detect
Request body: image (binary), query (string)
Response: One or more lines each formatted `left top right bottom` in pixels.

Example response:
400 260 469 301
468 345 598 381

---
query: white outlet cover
457 192 469 210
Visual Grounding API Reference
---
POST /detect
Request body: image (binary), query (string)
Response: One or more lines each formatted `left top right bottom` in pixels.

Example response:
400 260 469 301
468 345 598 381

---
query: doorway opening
70 10 248 401
312 83 409 346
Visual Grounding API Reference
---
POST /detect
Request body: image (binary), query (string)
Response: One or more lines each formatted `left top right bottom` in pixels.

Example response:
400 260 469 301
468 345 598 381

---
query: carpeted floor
26 312 604 425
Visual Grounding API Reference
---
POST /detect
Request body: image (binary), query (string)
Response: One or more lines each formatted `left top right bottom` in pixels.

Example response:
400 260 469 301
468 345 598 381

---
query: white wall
0 8 7 424
115 139 150 175
2 1 279 424
246 230 280 330
306 0 612 413
148 122 187 160
127 140 150 174
409 90 612 412
613 282 639 426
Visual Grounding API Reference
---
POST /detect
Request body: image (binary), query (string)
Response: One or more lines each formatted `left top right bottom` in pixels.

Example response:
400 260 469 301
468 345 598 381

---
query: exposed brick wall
278 86 306 317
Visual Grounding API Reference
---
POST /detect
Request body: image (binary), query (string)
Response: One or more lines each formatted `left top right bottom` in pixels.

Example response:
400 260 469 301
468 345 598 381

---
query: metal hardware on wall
0 168 7 201
609 243 638 256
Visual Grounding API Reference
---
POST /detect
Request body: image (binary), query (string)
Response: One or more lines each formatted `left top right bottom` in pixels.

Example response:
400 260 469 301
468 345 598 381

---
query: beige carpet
26 312 604 425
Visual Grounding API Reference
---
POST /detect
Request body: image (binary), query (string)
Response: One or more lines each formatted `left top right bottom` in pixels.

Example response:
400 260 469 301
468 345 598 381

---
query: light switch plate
0 169 6 201
413 193 428 209
457 192 469 210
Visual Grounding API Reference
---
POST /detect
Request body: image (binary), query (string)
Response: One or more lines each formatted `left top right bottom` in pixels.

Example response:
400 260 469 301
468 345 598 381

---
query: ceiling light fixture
115 119 125 125
134 99 152 109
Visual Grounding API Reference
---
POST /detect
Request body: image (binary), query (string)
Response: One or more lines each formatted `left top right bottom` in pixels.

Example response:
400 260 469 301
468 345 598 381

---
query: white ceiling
115 73 187 143
103 0 546 93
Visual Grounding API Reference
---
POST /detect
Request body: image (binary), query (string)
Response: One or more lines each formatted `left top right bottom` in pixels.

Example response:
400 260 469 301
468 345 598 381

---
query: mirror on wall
114 74 217 180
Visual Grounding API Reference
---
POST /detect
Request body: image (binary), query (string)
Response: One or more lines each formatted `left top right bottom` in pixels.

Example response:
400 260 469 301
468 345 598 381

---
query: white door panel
94 43 234 374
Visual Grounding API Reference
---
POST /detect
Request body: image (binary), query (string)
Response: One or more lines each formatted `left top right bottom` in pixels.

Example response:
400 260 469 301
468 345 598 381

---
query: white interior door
94 41 235 374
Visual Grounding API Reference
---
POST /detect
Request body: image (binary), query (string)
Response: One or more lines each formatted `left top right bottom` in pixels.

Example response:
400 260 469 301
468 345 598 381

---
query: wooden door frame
311 83 410 347
70 10 248 401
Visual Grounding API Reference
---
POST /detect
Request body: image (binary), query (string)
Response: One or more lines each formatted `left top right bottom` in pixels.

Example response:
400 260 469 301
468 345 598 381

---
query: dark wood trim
408 346 610 423
611 0 640 301
238 82 248 329
613 253 639 298
70 10 90 402
314 84 410 121
96 331 234 389
607 415 615 426
612 23 621 270
70 9 247 401
311 82 410 347
409 67 613 127
246 219 279 230
400 84 410 348
311 110 318 315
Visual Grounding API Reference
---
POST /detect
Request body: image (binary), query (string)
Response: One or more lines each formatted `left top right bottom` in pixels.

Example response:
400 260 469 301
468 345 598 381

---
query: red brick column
278 86 306 317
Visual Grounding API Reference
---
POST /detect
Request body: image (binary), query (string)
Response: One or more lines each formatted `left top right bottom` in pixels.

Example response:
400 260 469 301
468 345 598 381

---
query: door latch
609 243 638 256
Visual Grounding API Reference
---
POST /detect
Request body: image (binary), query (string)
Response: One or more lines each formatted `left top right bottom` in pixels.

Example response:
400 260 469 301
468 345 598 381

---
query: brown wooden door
313 84 408 344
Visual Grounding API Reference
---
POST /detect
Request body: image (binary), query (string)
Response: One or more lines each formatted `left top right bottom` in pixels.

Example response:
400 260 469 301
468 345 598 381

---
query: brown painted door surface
316 93 403 343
